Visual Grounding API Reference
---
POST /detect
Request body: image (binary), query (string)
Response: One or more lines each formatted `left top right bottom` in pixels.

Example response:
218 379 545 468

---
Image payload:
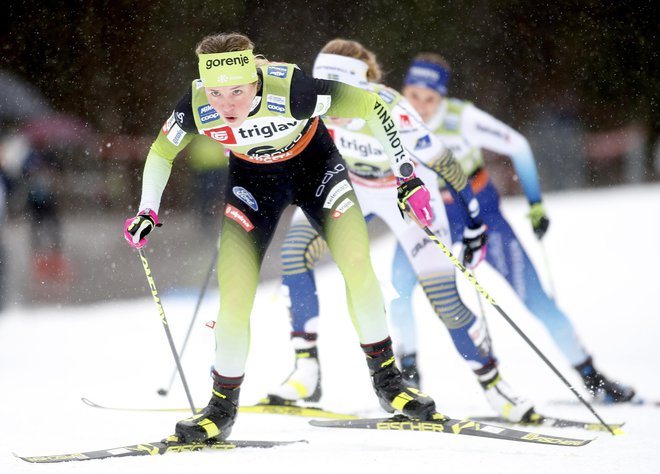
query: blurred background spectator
0 130 71 296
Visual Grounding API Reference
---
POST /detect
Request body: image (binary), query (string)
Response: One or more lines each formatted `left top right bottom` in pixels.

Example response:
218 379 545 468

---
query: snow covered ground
1 183 659 473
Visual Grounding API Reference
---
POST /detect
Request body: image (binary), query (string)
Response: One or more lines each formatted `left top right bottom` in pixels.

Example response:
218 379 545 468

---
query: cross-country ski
14 437 305 463
309 415 593 447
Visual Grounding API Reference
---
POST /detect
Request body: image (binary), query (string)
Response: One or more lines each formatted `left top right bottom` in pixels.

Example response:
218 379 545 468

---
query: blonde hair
412 52 452 73
195 32 269 67
320 38 382 83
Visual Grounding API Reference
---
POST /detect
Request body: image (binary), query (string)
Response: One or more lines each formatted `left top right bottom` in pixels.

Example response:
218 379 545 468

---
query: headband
313 53 369 88
198 50 258 87
403 60 451 96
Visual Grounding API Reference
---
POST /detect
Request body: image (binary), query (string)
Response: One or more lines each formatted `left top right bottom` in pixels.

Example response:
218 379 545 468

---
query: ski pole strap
397 176 425 199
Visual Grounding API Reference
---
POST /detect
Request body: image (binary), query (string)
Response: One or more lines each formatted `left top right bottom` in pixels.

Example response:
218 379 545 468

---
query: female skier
390 52 635 403
124 33 440 443
267 39 537 423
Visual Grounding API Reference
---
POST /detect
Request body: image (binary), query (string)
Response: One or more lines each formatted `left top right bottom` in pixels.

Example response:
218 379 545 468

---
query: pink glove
123 209 159 249
397 174 433 227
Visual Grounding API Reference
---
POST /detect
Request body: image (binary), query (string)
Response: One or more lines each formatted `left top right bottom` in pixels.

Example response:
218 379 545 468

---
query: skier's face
205 82 258 127
403 85 443 123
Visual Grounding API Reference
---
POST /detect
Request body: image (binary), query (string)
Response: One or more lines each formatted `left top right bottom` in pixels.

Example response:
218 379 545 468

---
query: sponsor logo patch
266 94 286 114
205 54 251 69
162 112 176 134
312 95 332 117
332 198 354 219
267 65 288 78
232 186 258 211
224 204 254 232
415 134 432 150
203 126 237 144
323 179 352 209
166 123 186 146
235 119 300 143
198 104 220 124
409 66 440 82
399 114 412 128
411 237 432 257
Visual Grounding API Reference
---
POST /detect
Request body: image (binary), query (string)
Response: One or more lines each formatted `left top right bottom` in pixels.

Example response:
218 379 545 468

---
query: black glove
528 202 550 240
461 223 487 268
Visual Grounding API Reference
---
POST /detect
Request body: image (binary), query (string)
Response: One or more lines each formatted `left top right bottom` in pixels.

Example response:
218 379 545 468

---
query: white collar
250 95 262 113
425 99 448 130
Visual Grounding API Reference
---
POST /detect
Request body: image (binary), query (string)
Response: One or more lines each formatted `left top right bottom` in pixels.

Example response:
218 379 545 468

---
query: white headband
312 53 369 89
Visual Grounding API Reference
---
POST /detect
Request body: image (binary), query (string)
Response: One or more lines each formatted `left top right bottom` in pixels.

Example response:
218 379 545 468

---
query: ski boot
174 371 242 443
575 357 635 403
399 352 421 390
477 362 535 422
266 344 322 404
363 338 439 421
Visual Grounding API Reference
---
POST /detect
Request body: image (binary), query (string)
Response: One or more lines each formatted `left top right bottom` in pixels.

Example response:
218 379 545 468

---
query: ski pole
406 212 617 435
137 248 197 414
471 267 487 318
158 237 220 397
539 239 558 302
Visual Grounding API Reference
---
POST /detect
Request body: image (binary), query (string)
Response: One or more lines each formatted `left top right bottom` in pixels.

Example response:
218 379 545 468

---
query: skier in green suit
124 32 443 442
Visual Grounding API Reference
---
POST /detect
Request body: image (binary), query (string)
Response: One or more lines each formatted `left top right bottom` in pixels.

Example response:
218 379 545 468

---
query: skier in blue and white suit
391 52 635 403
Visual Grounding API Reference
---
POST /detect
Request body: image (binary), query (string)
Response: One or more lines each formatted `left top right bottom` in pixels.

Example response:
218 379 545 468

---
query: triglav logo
203 117 305 153
337 135 383 159
237 120 299 140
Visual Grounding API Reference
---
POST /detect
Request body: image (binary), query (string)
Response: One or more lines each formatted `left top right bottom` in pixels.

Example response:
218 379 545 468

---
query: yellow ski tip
611 426 625 436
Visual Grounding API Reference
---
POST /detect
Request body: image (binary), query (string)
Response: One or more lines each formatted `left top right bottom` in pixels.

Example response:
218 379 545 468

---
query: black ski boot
575 357 635 403
400 352 421 390
174 371 242 443
363 338 439 421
